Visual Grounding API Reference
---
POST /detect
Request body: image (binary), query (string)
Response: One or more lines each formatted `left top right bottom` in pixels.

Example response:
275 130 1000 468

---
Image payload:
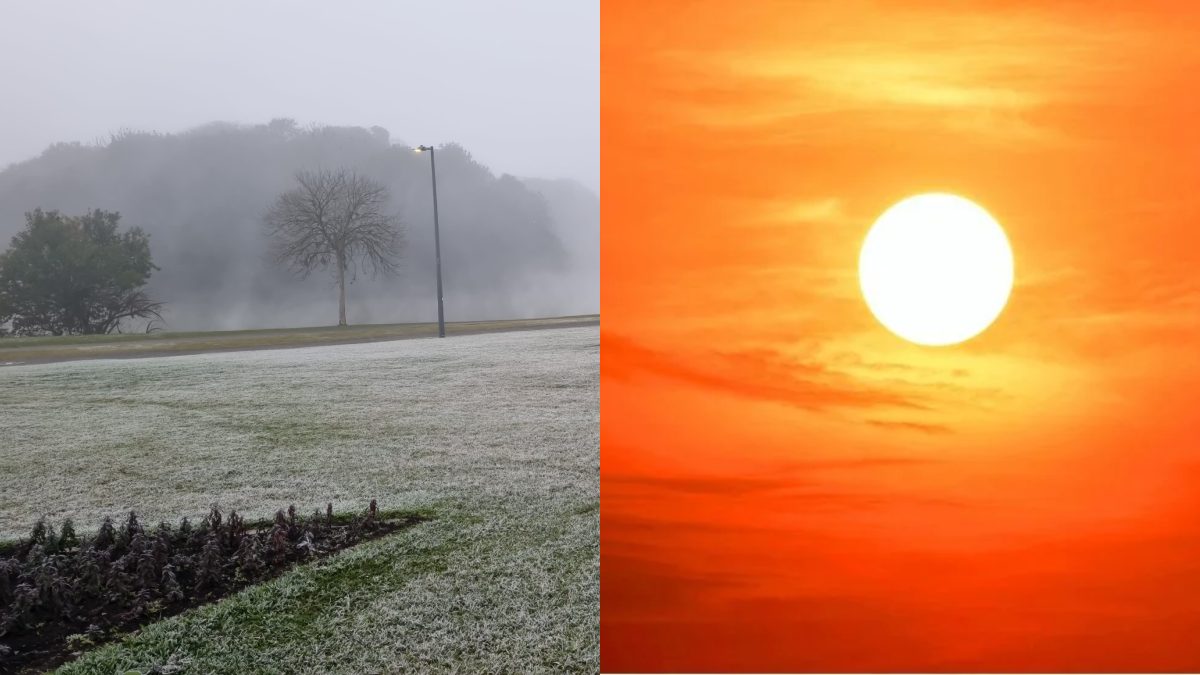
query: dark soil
0 502 427 674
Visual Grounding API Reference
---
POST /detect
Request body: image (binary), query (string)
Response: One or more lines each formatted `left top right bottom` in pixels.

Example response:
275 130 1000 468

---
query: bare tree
264 169 403 326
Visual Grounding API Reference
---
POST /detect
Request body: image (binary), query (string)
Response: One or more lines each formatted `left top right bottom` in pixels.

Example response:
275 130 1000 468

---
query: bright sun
859 193 1014 347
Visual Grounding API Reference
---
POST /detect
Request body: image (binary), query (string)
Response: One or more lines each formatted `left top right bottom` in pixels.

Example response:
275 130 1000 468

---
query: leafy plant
59 519 80 552
0 501 411 673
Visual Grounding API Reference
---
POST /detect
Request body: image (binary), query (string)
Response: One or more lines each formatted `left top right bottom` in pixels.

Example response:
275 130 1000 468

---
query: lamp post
416 145 445 338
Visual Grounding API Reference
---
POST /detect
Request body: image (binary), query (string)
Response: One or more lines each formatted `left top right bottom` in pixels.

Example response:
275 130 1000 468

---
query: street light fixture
415 144 445 338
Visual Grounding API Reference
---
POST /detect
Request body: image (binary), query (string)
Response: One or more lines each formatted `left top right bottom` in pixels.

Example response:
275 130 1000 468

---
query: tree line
0 167 403 336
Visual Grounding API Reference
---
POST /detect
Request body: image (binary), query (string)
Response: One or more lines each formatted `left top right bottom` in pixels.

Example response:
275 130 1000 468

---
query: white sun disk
859 194 1013 346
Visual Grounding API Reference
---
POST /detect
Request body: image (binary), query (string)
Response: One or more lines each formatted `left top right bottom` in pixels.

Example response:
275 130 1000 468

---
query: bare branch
263 168 405 324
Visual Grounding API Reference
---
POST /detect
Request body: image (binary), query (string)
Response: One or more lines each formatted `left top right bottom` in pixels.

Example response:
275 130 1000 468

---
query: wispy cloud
1006 260 1200 361
752 197 847 225
603 331 928 411
648 2 1172 143
606 473 803 497
865 419 952 434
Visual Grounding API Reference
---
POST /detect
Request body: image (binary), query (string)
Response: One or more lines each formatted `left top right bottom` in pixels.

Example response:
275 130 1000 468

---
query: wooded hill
0 120 598 330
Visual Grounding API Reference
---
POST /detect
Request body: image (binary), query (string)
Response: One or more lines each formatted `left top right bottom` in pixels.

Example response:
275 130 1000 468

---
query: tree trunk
336 253 348 326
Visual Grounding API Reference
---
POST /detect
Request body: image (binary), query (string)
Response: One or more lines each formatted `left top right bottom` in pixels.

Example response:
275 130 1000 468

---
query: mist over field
0 122 598 330
0 1 597 333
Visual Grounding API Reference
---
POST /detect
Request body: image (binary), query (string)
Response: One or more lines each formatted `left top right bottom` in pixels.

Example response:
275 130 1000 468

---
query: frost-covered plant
226 510 246 549
267 523 289 565
295 530 315 558
94 516 115 552
105 564 133 605
0 558 19 605
115 511 142 555
32 558 73 616
137 546 160 590
152 525 172 567
6 582 39 631
43 522 60 554
28 519 47 547
234 535 264 581
0 501 396 668
77 550 105 598
176 517 192 545
194 533 224 594
160 565 184 603
58 519 80 552
205 504 222 534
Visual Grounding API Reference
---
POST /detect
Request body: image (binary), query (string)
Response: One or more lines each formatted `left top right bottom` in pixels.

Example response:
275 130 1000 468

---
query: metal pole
429 147 445 338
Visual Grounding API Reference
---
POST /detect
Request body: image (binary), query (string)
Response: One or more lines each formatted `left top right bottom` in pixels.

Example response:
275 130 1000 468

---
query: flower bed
0 501 424 673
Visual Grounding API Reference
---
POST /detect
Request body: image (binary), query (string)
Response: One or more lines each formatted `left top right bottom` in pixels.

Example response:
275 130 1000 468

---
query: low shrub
0 500 415 673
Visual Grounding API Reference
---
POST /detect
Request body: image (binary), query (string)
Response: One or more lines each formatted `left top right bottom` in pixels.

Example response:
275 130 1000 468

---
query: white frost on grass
0 326 599 674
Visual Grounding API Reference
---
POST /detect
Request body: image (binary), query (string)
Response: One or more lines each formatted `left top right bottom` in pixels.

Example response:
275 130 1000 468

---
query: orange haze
602 1 1200 671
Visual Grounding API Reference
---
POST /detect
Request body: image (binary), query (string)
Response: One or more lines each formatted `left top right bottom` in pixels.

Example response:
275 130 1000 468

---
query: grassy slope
0 315 599 365
0 326 599 673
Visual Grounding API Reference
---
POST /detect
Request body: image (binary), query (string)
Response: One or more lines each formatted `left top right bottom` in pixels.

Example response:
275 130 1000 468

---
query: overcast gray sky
0 0 598 191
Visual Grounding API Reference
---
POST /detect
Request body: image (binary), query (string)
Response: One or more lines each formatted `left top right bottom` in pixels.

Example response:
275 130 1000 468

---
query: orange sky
602 1 1200 671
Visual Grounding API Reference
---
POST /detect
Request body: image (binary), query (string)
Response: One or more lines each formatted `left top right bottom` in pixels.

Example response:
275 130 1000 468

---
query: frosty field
0 326 599 673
